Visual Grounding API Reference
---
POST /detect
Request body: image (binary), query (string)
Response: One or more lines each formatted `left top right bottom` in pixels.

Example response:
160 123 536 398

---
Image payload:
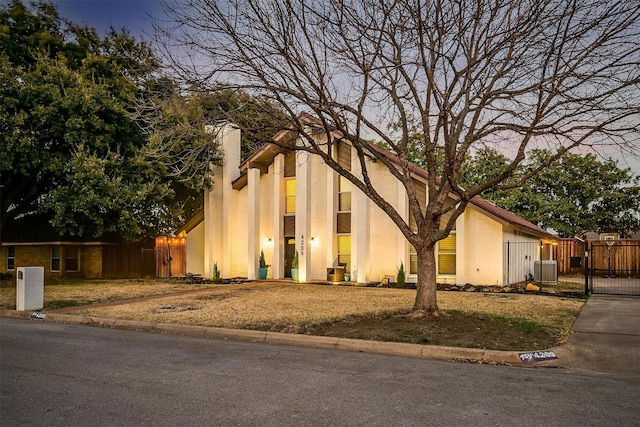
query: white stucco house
184 120 557 286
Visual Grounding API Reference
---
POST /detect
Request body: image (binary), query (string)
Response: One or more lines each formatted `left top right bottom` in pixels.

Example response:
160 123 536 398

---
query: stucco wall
367 160 409 282
186 221 205 276
195 126 553 287
228 184 249 278
307 155 329 280
258 164 275 277
457 207 504 286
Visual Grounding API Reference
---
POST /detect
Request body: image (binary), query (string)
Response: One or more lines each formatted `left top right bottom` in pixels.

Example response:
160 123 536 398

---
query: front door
284 237 296 278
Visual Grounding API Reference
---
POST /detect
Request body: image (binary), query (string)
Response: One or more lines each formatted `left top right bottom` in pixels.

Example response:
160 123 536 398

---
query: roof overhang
176 209 205 234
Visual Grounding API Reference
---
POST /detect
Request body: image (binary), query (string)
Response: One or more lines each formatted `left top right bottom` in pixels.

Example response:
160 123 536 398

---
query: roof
176 209 204 234
468 197 555 239
235 113 557 240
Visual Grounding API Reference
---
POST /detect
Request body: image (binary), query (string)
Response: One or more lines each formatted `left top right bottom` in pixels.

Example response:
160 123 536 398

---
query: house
185 121 558 286
0 214 155 280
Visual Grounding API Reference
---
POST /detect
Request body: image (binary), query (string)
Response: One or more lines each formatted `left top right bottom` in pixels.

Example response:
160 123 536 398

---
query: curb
0 309 553 367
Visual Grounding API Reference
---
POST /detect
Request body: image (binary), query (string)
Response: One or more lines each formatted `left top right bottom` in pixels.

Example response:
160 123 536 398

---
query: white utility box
16 267 44 311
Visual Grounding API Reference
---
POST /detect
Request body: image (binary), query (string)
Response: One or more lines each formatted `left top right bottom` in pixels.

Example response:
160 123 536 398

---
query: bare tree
156 0 639 316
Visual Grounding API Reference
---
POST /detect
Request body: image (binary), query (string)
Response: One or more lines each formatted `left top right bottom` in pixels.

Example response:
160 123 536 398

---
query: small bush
211 262 222 283
396 262 406 288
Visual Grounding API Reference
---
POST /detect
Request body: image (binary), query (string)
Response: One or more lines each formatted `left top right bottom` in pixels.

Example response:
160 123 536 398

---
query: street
1 317 638 426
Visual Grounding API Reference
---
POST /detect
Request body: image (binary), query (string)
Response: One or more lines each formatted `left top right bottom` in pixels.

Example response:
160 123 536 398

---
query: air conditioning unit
533 260 558 284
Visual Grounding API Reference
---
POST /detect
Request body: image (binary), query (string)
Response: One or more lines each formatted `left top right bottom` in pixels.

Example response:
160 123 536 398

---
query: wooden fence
155 236 186 277
590 241 640 277
555 239 587 275
554 239 640 276
102 240 155 279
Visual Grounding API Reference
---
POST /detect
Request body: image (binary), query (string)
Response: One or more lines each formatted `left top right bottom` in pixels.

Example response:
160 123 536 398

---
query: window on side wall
51 246 61 271
7 246 15 270
409 245 417 274
438 234 456 275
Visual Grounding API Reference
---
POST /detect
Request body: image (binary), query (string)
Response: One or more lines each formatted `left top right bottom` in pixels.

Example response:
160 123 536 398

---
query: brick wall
83 246 103 278
0 244 104 279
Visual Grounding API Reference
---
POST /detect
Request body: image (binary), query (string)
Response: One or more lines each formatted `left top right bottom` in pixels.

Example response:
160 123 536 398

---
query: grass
0 279 585 351
0 278 216 310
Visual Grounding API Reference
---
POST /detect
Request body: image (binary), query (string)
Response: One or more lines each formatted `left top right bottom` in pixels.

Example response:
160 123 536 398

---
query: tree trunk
412 243 440 316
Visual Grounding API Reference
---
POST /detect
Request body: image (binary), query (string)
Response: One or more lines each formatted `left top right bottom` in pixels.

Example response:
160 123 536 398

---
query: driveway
554 295 640 380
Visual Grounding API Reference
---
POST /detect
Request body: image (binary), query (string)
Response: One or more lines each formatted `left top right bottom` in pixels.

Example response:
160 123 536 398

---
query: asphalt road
1 318 638 426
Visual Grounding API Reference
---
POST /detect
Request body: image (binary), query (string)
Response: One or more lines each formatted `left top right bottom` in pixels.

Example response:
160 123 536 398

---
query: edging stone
0 309 528 366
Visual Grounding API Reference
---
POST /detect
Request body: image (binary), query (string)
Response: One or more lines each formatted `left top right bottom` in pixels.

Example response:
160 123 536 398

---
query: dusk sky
49 0 166 39
8 0 640 176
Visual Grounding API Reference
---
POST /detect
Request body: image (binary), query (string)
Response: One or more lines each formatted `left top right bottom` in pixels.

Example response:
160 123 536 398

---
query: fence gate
588 241 640 296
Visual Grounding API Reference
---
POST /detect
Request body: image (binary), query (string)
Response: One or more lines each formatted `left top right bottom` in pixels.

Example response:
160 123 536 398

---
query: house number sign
518 350 557 363
300 235 305 256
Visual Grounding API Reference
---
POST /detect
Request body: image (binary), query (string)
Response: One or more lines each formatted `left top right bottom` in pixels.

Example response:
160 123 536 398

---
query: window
409 245 417 274
65 246 79 271
285 178 296 214
284 152 296 177
438 234 456 275
335 143 352 275
337 234 351 272
51 246 60 271
338 176 351 212
337 142 351 170
408 179 427 232
7 247 15 270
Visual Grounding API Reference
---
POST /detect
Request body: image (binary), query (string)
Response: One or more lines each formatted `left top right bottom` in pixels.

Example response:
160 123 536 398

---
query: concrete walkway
2 294 639 380
550 295 640 381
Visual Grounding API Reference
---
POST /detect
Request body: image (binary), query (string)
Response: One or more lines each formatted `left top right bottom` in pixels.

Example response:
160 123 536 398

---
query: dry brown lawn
0 279 584 350
0 279 215 310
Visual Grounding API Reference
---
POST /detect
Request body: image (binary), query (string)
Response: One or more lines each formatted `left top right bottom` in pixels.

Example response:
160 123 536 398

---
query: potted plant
259 249 268 280
291 250 299 281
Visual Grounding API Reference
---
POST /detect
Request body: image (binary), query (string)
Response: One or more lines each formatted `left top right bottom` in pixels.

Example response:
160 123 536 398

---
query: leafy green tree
0 0 176 239
137 86 287 189
197 89 288 160
463 149 640 238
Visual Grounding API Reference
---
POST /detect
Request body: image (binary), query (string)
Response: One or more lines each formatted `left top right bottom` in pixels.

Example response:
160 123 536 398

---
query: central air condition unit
534 260 558 284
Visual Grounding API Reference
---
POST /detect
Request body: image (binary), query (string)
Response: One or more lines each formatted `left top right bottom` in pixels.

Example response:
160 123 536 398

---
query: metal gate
588 241 640 296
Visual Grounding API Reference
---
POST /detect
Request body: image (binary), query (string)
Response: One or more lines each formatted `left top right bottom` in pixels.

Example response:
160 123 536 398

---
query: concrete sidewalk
550 295 640 381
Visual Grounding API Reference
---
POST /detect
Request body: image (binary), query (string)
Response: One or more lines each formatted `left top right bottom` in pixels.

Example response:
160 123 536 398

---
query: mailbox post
16 267 44 311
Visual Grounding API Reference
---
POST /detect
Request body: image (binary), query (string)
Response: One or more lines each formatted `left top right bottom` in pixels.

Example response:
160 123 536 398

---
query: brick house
0 214 154 280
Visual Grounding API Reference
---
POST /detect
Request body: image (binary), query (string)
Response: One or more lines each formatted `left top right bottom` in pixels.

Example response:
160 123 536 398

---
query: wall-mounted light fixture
266 238 273 249
310 237 318 249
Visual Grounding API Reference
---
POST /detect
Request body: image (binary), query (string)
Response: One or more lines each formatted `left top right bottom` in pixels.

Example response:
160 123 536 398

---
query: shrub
211 262 222 283
396 262 406 288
